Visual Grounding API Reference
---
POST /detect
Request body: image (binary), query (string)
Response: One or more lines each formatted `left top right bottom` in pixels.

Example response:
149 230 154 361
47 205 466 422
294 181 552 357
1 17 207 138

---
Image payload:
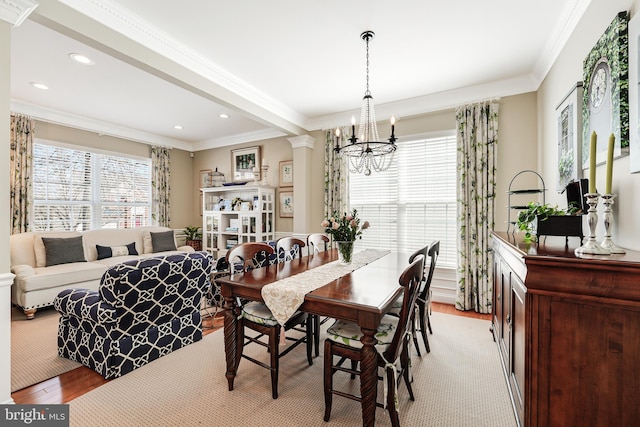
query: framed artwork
582 11 629 169
279 160 293 187
231 146 261 182
629 10 640 173
556 82 583 191
199 169 212 188
279 190 293 217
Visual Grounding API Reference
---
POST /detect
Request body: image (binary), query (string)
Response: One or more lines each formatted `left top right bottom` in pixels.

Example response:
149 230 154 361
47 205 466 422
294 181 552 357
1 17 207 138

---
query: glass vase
336 241 354 265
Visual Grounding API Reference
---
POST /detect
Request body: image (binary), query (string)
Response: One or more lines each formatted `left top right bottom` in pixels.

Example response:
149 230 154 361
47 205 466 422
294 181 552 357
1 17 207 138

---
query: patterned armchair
54 252 212 379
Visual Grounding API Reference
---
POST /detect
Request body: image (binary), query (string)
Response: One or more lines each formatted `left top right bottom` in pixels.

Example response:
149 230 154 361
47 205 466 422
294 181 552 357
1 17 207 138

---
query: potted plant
182 226 202 251
516 202 568 243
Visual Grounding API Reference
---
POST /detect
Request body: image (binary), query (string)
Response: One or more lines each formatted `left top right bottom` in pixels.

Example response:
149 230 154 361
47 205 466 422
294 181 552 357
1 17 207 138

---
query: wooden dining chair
275 236 306 262
227 242 313 399
323 254 425 427
307 233 330 254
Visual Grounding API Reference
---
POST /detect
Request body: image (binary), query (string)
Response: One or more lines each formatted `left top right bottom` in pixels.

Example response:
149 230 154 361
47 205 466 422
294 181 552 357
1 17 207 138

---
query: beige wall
538 0 640 250
33 121 194 229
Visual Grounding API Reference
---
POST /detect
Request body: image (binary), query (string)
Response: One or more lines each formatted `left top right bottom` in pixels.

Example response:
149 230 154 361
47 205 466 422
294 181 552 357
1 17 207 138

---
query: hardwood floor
11 303 489 405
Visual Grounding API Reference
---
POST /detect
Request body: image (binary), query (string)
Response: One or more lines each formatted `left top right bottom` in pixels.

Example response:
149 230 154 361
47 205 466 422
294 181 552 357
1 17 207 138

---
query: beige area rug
69 312 517 427
11 306 82 392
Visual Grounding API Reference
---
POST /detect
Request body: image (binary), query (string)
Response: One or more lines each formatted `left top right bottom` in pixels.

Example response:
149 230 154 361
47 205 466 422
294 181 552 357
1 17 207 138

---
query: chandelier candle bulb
589 131 597 194
605 133 614 194
351 116 356 139
390 115 396 139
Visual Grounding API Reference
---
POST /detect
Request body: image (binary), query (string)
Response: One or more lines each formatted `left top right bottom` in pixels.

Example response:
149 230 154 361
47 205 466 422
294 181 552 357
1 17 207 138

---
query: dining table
216 248 410 427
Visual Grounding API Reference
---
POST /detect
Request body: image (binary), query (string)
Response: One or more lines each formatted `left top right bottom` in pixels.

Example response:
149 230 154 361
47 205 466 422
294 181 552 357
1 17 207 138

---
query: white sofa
10 226 195 319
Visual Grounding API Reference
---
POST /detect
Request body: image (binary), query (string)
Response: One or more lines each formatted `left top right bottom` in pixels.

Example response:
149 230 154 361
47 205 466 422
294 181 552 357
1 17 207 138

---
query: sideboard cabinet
201 185 275 257
491 232 640 427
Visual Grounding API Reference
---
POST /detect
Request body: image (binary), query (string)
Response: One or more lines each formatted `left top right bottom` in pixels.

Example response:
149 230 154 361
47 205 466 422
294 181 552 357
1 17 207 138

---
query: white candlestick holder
575 193 610 256
261 164 269 185
600 193 625 254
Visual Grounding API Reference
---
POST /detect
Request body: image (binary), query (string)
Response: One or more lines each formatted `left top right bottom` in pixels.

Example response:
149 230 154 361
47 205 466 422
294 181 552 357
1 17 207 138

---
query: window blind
32 142 151 231
349 133 457 268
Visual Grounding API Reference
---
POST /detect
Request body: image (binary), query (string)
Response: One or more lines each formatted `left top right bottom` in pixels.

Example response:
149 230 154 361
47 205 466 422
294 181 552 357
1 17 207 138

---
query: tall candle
589 131 597 193
605 133 615 194
351 116 356 138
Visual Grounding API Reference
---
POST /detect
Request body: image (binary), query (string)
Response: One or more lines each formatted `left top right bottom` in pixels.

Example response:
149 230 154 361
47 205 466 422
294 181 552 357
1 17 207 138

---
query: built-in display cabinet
201 185 275 257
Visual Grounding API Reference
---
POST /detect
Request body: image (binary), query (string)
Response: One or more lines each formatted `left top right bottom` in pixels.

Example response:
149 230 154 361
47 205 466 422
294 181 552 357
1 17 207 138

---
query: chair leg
313 315 320 357
270 326 280 399
323 340 333 422
418 302 430 353
411 310 422 357
386 365 400 427
401 341 415 401
306 315 314 365
427 313 433 334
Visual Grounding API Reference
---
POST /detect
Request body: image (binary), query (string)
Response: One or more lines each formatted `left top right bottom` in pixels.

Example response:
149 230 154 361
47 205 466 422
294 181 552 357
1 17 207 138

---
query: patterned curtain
151 146 171 226
324 128 348 218
455 101 499 313
10 113 34 234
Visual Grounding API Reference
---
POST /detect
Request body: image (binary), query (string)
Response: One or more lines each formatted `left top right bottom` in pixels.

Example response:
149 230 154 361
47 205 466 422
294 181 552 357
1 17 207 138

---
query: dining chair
307 233 330 254
390 240 440 356
227 242 313 399
275 236 306 262
323 254 425 427
306 233 331 356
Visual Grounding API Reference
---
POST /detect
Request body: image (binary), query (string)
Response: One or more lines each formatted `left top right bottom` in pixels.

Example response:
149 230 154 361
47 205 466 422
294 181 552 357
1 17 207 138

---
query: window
32 141 151 231
349 132 457 268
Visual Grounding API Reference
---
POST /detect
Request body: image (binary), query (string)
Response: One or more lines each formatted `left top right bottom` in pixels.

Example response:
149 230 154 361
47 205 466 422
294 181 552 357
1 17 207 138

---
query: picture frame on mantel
581 11 629 169
231 146 261 182
279 160 293 187
279 190 293 218
629 10 640 173
556 82 583 191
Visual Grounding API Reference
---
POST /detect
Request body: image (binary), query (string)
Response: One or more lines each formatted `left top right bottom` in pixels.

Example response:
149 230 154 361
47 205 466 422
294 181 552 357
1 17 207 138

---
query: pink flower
321 220 329 228
346 215 353 221
332 222 340 230
362 221 370 230
350 219 357 228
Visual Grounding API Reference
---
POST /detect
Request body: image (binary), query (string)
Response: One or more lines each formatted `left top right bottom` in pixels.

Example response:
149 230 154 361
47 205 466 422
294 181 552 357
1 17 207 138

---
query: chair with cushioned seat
275 237 306 261
227 242 313 399
323 254 425 427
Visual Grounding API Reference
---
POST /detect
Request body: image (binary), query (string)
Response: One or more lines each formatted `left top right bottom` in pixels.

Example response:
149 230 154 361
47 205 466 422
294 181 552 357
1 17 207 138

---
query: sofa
10 226 195 319
54 251 212 379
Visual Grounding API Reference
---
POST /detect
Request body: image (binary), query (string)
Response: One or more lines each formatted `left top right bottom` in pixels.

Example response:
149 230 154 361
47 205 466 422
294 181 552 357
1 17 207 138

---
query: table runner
261 249 390 326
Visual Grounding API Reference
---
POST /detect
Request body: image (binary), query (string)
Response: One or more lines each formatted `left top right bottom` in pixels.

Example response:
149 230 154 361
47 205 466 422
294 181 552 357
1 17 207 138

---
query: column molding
287 135 316 234
0 0 38 26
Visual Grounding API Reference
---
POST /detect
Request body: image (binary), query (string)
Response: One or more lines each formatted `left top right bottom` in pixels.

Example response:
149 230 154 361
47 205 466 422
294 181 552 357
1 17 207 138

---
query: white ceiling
10 0 591 151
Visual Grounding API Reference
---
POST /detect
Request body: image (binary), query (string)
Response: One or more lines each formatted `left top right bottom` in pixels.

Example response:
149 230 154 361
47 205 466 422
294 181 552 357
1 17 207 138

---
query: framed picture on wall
556 82 583 191
199 169 212 188
279 160 293 187
231 146 261 182
279 191 293 218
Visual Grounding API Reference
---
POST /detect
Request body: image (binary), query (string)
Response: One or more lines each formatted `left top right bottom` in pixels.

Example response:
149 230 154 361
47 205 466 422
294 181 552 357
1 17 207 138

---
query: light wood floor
11 302 490 405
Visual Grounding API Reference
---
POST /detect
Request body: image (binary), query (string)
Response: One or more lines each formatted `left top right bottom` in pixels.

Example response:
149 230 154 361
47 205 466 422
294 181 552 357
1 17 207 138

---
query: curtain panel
455 101 499 313
151 146 171 226
324 129 348 219
10 113 34 234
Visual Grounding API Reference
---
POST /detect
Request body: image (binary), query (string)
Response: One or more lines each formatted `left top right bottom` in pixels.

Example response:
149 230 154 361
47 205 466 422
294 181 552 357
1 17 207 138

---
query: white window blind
32 142 151 231
349 133 457 268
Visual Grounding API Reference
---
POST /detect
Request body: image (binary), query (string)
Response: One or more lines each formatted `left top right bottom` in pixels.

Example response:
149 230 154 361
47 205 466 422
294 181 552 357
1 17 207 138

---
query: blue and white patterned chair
54 251 212 379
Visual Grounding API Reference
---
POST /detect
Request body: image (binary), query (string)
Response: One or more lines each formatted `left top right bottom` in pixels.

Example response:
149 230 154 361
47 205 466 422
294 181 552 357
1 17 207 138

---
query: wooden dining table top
217 249 409 330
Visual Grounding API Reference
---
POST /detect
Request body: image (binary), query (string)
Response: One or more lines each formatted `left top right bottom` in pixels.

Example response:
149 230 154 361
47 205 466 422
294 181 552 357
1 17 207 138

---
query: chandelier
334 30 397 176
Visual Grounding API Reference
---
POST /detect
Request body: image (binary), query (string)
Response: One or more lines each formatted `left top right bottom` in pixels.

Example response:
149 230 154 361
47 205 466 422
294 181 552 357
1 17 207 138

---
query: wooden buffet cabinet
491 231 640 427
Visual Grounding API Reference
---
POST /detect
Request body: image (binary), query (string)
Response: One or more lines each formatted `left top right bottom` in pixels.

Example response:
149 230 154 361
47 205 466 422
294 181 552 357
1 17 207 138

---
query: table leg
223 295 240 391
359 327 378 427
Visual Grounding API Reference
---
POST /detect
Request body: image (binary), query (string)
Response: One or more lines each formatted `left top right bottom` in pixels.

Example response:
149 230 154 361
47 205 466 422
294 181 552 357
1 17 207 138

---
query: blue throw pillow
41 236 87 266
96 242 138 260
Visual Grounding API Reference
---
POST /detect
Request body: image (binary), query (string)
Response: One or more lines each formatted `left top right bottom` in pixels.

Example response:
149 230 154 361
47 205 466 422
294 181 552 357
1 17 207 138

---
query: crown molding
0 0 38 26
191 128 287 151
56 0 308 130
288 135 315 149
11 100 193 150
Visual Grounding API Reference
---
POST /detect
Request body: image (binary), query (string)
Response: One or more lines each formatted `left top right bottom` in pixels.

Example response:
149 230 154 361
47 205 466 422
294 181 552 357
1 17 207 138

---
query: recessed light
174 125 183 130
69 53 94 65
29 82 48 90
219 113 230 119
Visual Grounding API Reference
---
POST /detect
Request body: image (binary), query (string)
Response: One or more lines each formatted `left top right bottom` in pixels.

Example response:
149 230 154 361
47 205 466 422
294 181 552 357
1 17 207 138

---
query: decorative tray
222 181 249 186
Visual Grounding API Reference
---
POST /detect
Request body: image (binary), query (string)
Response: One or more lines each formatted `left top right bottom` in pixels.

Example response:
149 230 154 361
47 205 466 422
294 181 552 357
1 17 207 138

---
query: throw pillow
41 236 87 267
150 230 177 252
96 242 139 260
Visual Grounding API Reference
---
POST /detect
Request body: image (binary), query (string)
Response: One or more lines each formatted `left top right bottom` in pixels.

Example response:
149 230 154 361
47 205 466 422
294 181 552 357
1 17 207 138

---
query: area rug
11 306 81 392
68 312 517 427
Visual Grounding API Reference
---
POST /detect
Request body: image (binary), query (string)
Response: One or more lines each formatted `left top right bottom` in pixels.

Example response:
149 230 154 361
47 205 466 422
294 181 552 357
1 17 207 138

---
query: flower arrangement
321 209 370 242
